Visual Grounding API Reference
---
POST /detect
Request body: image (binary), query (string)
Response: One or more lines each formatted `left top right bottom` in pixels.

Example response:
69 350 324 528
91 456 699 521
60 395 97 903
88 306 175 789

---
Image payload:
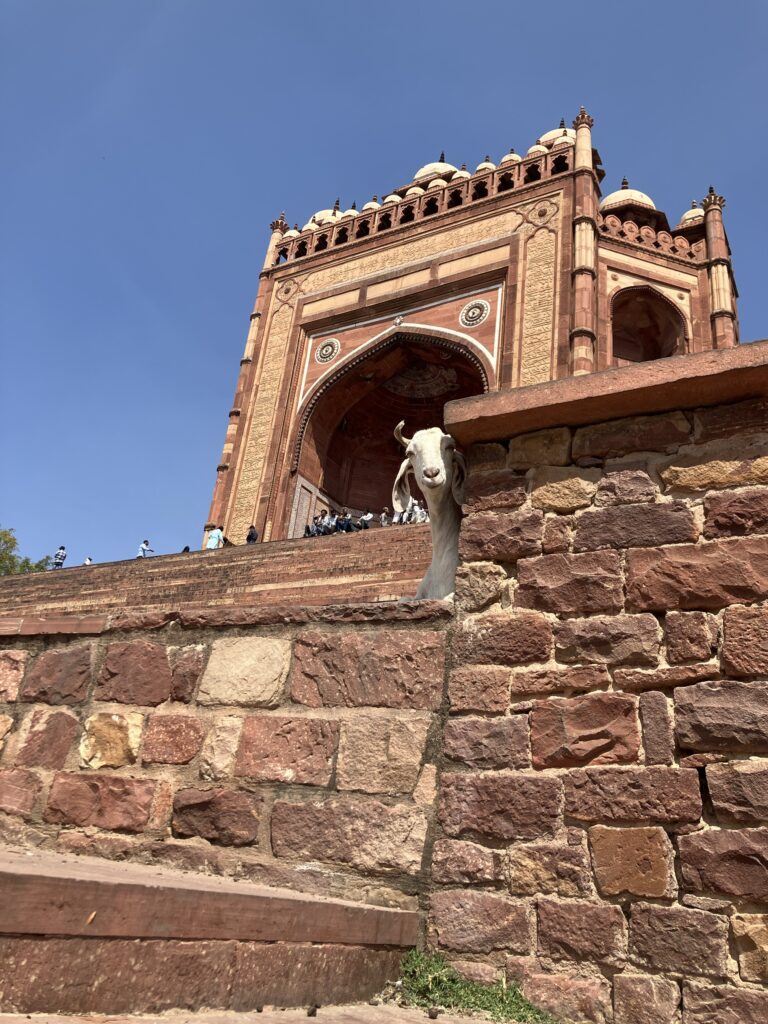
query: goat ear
451 449 467 506
392 458 412 513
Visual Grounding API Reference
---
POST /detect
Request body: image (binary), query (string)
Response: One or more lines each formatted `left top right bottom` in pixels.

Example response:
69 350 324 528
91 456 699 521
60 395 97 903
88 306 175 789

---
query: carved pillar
569 108 599 375
702 188 738 349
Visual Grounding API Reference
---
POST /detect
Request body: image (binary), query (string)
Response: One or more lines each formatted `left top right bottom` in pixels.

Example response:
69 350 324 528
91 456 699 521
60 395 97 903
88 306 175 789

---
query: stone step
0 848 418 1014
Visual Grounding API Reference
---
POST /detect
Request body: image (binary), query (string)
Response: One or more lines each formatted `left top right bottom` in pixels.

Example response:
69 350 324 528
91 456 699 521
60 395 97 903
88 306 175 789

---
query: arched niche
610 286 687 365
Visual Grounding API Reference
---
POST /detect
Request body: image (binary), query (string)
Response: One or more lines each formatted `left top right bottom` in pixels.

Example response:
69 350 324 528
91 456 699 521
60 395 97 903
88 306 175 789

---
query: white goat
392 421 466 600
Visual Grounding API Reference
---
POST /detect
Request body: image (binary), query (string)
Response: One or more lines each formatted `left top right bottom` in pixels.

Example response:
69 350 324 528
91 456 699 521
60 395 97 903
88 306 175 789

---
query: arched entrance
291 332 488 532
610 286 687 365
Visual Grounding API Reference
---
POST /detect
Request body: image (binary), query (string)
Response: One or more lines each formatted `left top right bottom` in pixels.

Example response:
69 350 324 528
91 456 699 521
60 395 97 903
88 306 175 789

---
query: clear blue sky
2 0 766 566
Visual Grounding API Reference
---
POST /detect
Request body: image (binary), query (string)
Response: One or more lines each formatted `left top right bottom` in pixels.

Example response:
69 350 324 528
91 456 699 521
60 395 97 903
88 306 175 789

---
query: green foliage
399 949 556 1023
0 527 51 576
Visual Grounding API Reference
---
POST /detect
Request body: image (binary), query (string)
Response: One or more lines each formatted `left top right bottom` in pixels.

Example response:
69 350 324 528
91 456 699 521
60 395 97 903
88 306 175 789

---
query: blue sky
2 0 766 566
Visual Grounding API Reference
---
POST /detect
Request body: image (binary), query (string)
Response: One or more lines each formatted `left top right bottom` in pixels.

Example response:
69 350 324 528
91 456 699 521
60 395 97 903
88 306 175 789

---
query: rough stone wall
433 395 768 1024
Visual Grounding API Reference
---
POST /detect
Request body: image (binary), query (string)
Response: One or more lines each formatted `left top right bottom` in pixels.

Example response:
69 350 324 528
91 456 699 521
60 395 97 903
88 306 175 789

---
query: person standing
246 525 258 544
52 546 67 569
205 526 224 550
137 539 154 558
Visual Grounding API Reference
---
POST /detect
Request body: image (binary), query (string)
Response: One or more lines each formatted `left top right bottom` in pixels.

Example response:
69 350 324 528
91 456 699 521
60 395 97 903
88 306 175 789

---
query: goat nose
423 466 440 479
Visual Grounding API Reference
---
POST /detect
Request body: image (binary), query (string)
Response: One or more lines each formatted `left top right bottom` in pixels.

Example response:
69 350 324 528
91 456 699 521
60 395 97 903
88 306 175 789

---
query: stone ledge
445 340 768 445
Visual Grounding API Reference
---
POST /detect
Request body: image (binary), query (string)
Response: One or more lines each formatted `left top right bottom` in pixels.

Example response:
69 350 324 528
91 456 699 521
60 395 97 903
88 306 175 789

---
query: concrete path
0 1008 486 1024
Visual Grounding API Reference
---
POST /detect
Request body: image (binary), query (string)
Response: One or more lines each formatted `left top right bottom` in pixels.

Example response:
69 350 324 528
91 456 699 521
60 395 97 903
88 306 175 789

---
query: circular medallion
315 338 340 364
459 299 490 329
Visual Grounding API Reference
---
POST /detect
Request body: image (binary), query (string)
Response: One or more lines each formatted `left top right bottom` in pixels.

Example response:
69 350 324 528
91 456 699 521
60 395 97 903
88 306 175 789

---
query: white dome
600 181 656 212
527 143 548 156
382 193 402 204
361 198 381 211
405 185 425 197
428 178 447 189
341 207 358 218
312 208 342 226
302 217 319 231
540 125 576 146
414 159 458 181
552 132 575 147
679 203 704 225
475 157 496 173
499 150 522 165
452 166 471 179
283 228 299 239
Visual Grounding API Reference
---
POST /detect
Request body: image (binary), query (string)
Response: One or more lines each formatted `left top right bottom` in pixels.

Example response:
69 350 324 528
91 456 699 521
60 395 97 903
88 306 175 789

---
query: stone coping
445 339 768 445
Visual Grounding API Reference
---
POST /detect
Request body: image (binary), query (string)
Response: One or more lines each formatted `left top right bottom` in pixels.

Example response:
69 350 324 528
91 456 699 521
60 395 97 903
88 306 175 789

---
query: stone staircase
0 526 432 616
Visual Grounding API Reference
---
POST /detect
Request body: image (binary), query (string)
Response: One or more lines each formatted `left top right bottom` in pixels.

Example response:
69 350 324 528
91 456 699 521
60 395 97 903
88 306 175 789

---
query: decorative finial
508 148 516 154
333 197 340 211
691 201 698 209
351 201 357 210
439 151 445 162
372 195 378 202
559 118 566 128
485 154 491 162
293 223 299 230
702 186 725 211
573 106 594 129
270 212 288 233
621 177 629 189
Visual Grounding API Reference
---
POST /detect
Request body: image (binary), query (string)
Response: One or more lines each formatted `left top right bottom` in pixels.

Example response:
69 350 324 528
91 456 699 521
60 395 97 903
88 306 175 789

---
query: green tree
0 526 51 575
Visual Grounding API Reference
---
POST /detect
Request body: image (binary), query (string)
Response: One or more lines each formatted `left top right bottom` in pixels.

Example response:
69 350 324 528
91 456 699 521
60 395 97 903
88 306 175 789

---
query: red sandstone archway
610 286 688 365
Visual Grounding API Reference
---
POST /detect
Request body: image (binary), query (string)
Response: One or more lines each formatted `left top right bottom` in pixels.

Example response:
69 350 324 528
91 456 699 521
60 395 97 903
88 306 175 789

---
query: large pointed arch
609 285 688 364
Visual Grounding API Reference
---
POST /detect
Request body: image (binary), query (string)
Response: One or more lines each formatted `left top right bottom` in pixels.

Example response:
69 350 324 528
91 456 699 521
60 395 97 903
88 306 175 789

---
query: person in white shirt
205 527 223 550
137 539 154 558
358 510 373 530
380 507 390 527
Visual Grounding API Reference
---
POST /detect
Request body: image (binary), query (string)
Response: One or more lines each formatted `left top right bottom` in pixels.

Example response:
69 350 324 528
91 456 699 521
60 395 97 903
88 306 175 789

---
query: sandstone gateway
1 111 767 1024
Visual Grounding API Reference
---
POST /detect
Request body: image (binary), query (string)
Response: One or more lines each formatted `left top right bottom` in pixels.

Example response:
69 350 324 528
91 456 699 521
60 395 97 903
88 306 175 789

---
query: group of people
51 546 92 568
304 498 429 537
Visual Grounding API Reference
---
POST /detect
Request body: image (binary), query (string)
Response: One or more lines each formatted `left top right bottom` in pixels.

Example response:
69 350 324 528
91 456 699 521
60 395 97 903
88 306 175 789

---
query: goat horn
394 420 412 447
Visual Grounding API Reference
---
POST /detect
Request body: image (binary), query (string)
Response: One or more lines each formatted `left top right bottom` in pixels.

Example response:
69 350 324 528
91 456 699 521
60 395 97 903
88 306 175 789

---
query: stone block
199 715 243 781
198 637 290 707
519 972 613 1024
573 411 691 459
438 772 562 841
682 980 768 1024
453 960 501 984
460 509 544 565
0 768 41 817
15 708 80 769
467 442 507 473
431 839 503 884
45 772 155 832
679 828 768 900
541 514 572 553
630 902 729 977
0 713 12 750
448 666 509 713
508 426 571 468
675 679 768 753
537 898 627 965
627 535 768 610
169 644 205 702
509 664 610 699
516 550 624 614
732 914 768 983
454 562 507 612
639 691 674 765
506 840 591 896
707 760 768 824
695 396 768 441
666 610 719 663
291 630 444 709
530 692 640 768
172 787 260 846
142 714 205 765
451 612 552 667
555 614 660 666
660 434 768 491
530 466 601 512
443 715 529 769
412 763 437 806
722 605 768 675
430 890 532 953
595 469 658 506
589 825 676 897
95 640 172 706
573 501 698 551
80 712 143 769
0 650 28 700
463 469 528 513
613 664 719 692
337 714 429 793
613 974 680 1024
271 796 427 875
704 486 768 538
20 644 92 704
564 766 701 824
235 716 339 786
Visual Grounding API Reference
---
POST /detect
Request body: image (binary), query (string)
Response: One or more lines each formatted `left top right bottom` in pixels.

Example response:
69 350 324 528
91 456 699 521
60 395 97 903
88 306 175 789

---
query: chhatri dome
413 153 458 181
539 119 577 146
599 177 656 213
679 201 705 225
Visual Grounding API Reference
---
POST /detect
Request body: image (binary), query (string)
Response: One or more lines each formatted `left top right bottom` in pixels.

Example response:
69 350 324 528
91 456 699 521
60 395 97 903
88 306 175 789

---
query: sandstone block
506 840 591 897
519 972 612 1024
679 828 768 900
451 612 551 667
695 396 768 441
142 715 205 765
613 663 719 692
20 644 92 704
79 712 143 769
722 605 768 676
531 466 601 512
613 974 679 1024
235 716 339 786
682 980 768 1024
0 768 41 817
15 709 80 769
448 666 509 713
463 469 528 513
198 637 290 707
555 614 660 666
630 902 728 977
337 714 429 793
45 772 155 832
675 679 768 753
444 716 529 769
0 714 12 750
590 825 676 897
707 760 768 824
431 839 502 884
595 469 658 506
516 550 624 614
412 763 437 806
0 650 28 701
172 787 260 846
565 766 701 824
430 890 531 953
96 640 172 706
271 796 427 875
573 411 691 460
291 630 444 709
467 442 507 473
509 664 610 699
508 426 571 468
660 434 768 492
639 691 674 765
574 501 698 552
530 692 640 768
452 960 501 984
541 514 572 553
199 715 243 781
459 509 543 564
169 644 205 702
454 562 507 613
439 772 562 841
732 914 768 983
666 610 719 663
627 535 768 610
704 485 768 538
537 897 627 965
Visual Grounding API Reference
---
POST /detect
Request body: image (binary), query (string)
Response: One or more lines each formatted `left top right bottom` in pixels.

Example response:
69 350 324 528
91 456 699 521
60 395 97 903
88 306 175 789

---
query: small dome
539 123 576 146
499 149 522 165
552 131 575 147
475 155 496 173
312 208 343 226
679 201 704 225
341 206 358 219
453 164 471 179
405 185 425 198
302 217 319 231
283 228 300 239
361 197 381 212
428 178 447 189
382 193 402 204
599 178 656 213
414 154 458 181
527 143 548 156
